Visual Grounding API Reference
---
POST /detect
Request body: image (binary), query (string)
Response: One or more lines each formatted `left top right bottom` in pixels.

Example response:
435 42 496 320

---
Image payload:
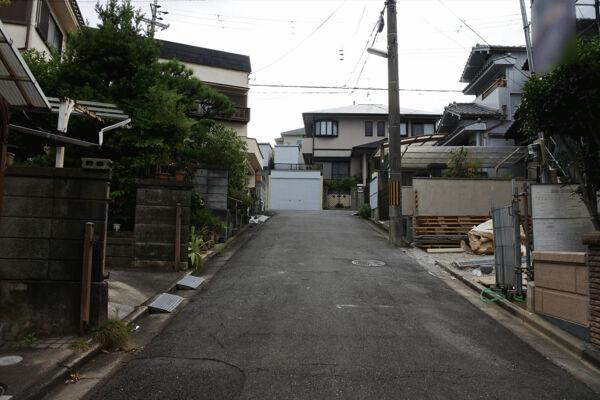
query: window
400 122 407 136
412 123 434 136
377 121 385 137
332 161 349 179
364 121 373 137
314 120 338 137
0 1 30 24
36 0 63 52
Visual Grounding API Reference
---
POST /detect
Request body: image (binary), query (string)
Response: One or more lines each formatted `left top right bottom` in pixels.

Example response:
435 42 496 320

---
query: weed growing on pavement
92 319 130 351
21 333 38 345
69 337 93 352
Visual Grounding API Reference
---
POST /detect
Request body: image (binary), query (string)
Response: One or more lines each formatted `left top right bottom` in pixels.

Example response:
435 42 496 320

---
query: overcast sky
76 0 591 144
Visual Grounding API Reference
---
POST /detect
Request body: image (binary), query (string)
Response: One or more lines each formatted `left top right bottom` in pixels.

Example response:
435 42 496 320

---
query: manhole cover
0 355 23 366
351 259 386 267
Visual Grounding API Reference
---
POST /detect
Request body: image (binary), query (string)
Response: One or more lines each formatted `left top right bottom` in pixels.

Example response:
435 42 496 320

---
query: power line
436 0 490 45
253 0 348 73
249 83 464 93
347 3 387 89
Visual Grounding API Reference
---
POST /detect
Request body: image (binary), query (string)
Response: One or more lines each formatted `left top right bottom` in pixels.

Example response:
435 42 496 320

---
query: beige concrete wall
223 121 247 137
533 251 589 327
313 118 387 150
402 186 414 216
313 118 385 151
175 60 249 89
412 178 515 216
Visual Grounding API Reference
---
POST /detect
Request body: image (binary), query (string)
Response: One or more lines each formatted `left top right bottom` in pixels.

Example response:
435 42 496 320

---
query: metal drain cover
176 275 206 290
148 293 184 314
352 259 386 267
0 355 23 366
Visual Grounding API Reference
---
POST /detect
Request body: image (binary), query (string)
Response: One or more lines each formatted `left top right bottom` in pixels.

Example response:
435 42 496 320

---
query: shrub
358 204 371 219
92 319 130 351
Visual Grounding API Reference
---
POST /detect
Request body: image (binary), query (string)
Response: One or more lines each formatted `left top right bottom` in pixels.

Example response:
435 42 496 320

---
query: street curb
434 260 600 370
19 224 255 400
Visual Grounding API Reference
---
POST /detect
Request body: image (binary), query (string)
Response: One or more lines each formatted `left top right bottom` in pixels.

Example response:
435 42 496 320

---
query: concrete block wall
132 179 192 270
583 232 600 348
0 167 110 339
106 232 134 269
533 251 589 328
193 169 228 211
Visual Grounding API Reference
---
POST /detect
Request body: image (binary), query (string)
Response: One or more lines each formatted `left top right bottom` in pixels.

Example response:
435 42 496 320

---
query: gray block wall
133 179 192 270
193 169 228 211
0 167 110 340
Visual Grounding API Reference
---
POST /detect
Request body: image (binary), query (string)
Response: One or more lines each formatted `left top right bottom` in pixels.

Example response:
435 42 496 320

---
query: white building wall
274 145 301 165
176 61 249 89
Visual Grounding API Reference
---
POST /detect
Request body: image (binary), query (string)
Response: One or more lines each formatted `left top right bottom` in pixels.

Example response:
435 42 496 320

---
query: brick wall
584 232 600 348
0 167 110 339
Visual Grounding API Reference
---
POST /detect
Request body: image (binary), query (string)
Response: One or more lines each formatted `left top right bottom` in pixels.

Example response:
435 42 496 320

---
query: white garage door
270 171 322 210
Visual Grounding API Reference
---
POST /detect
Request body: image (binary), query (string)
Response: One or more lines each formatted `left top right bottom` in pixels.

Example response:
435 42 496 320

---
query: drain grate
176 275 206 290
148 293 184 314
351 259 386 267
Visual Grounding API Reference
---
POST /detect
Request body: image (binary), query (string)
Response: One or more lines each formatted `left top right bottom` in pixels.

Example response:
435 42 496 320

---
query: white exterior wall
4 24 27 48
258 144 273 168
3 0 76 55
274 145 301 165
176 60 249 89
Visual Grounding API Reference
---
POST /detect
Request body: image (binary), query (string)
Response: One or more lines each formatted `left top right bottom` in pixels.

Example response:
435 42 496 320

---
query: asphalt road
88 211 598 399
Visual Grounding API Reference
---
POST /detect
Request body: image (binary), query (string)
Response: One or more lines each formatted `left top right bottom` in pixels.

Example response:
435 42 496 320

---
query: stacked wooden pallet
413 215 489 249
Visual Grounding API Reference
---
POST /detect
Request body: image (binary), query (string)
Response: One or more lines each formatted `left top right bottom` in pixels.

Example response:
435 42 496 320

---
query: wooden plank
426 248 464 254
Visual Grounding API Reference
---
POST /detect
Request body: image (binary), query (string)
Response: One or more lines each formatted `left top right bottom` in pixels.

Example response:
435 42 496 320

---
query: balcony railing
217 106 250 123
274 163 322 171
191 106 250 123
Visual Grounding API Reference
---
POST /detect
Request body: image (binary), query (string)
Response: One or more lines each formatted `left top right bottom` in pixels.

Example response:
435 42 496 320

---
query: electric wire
252 0 348 73
436 0 491 45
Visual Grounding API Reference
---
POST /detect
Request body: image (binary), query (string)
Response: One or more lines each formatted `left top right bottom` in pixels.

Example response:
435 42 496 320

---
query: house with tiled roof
437 45 528 147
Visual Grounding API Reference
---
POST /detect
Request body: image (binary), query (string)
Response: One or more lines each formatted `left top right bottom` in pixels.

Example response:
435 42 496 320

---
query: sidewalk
0 243 224 399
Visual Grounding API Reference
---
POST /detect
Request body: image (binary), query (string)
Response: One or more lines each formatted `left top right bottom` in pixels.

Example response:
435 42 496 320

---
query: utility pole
0 94 10 217
519 0 535 74
142 0 169 37
596 0 600 35
386 0 404 246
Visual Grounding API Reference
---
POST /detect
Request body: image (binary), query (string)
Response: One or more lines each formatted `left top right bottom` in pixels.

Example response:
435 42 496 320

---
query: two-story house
0 0 83 54
302 104 441 185
436 45 528 146
275 127 304 147
159 40 265 205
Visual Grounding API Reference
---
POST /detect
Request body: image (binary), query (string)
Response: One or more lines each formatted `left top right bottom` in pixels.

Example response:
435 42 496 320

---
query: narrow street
87 211 597 399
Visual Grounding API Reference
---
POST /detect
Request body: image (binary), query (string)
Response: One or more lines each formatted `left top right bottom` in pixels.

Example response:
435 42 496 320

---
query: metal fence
492 205 522 295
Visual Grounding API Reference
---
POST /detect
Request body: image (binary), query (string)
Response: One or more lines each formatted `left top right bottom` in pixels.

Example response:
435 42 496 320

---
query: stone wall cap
5 166 111 181
532 251 587 264
136 179 193 189
583 231 600 246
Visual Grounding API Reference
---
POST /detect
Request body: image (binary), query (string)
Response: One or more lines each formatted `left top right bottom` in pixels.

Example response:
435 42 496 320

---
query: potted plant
174 170 186 182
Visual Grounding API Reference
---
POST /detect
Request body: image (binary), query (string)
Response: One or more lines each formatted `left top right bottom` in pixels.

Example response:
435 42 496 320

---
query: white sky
77 0 544 143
